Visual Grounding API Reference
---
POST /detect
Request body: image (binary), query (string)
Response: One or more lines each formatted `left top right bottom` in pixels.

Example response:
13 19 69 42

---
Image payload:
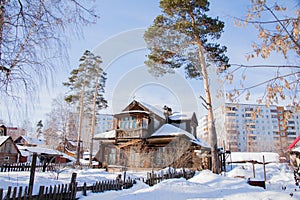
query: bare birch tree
0 0 98 104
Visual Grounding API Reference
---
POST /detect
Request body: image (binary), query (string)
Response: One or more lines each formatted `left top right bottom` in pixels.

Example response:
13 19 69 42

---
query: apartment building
198 103 300 155
97 114 114 133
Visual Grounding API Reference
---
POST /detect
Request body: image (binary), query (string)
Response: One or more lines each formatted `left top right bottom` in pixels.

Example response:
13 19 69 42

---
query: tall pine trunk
76 70 87 165
196 39 220 174
0 0 5 62
89 76 98 166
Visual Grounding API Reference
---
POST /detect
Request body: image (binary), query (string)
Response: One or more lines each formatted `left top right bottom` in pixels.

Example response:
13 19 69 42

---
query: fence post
28 153 37 196
6 186 12 199
83 182 87 196
70 173 77 199
38 186 45 200
263 155 266 182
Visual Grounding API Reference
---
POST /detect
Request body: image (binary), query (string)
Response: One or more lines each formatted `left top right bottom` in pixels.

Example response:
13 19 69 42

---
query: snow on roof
94 130 116 139
139 101 165 119
193 138 211 149
19 149 31 157
17 145 62 156
117 110 150 115
229 152 279 163
60 152 76 162
169 112 194 121
0 136 10 146
68 140 77 146
19 135 45 145
150 124 210 148
151 124 194 139
291 147 300 152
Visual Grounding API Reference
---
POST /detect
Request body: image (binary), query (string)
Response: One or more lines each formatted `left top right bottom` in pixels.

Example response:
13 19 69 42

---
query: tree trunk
89 76 99 166
190 10 220 173
0 0 6 62
196 43 220 174
76 71 87 165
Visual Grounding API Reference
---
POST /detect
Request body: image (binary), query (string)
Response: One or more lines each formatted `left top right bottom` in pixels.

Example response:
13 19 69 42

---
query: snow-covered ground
0 152 299 200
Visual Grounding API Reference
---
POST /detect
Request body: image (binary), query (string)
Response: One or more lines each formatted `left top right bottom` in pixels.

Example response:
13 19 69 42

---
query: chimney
163 105 172 123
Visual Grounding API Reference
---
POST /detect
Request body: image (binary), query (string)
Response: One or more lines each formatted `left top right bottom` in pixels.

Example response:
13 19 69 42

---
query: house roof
139 101 165 119
0 136 10 146
0 136 21 154
150 124 210 148
122 100 165 119
17 145 62 156
15 135 45 145
169 112 196 121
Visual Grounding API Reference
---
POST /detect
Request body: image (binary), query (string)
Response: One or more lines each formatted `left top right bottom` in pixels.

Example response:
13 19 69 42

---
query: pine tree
144 0 229 173
36 120 43 140
64 50 108 164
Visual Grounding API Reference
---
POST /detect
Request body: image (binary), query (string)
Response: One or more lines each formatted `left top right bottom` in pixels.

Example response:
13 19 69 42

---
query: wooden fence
0 172 135 200
0 183 77 200
145 168 195 186
0 167 195 199
0 163 55 172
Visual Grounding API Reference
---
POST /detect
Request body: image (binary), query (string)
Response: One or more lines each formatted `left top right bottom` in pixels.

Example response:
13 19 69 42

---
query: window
245 108 254 112
227 113 236 116
120 116 138 129
5 142 12 153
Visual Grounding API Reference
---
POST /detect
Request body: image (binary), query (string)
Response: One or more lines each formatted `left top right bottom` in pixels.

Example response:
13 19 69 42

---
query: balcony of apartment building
226 123 239 131
287 127 297 138
273 130 280 136
228 141 239 152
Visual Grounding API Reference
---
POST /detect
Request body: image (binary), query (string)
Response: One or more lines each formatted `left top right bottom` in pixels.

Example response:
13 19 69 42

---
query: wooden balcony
116 128 148 140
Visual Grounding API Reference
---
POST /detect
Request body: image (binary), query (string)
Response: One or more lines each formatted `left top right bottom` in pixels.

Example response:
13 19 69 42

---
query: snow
0 136 10 145
150 124 210 149
17 145 63 156
229 152 279 163
0 152 299 200
193 138 211 149
291 147 300 152
169 112 194 121
94 130 116 139
18 136 45 145
139 101 165 119
151 124 195 139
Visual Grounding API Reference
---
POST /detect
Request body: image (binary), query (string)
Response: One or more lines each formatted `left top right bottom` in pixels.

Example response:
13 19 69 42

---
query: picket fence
0 168 195 199
0 173 135 200
145 168 195 186
0 163 55 172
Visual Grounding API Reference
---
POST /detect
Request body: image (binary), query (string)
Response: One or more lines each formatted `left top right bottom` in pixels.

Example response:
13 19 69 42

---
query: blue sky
1 0 297 126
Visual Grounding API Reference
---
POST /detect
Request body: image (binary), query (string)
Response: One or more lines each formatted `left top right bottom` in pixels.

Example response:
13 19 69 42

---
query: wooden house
14 135 45 147
0 136 20 164
0 125 7 136
56 138 84 159
94 100 210 170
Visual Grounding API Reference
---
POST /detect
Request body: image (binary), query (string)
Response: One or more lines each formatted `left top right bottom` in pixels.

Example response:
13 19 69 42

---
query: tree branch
230 63 300 69
230 71 300 92
263 4 300 49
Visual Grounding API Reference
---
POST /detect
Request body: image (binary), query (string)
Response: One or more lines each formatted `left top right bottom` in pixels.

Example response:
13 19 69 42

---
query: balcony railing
116 128 148 139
